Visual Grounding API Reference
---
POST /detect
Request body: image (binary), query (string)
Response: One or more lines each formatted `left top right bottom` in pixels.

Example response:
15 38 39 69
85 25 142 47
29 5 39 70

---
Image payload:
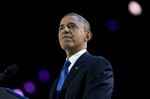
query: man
49 12 114 99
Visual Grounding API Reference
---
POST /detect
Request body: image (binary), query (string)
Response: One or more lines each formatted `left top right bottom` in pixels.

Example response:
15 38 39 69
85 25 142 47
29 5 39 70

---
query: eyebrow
59 22 76 27
59 24 63 28
68 22 76 26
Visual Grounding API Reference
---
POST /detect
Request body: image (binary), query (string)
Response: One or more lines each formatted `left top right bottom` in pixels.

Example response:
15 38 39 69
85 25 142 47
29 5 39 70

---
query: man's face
58 15 87 51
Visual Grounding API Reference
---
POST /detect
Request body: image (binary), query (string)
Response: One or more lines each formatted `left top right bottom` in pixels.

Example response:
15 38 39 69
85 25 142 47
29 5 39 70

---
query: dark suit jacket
49 52 114 99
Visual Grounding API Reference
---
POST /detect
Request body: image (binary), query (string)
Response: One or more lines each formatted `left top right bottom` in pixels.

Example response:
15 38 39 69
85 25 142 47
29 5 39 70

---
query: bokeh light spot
106 19 118 32
12 88 24 96
24 81 35 94
38 69 50 82
128 1 142 16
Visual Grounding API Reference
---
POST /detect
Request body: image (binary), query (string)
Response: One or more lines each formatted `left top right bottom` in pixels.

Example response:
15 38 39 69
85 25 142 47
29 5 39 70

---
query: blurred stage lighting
106 19 118 32
24 81 35 94
38 68 50 83
13 88 24 96
128 1 142 16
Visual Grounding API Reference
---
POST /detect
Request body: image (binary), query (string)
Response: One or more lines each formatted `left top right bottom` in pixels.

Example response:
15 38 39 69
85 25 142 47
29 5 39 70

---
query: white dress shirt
67 49 87 73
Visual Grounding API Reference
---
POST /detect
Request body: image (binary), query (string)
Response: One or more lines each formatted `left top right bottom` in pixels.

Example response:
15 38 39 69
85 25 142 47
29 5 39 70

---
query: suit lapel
62 52 91 89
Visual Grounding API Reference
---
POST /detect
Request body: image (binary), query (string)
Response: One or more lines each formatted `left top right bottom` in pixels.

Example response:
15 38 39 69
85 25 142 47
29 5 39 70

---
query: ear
84 32 92 42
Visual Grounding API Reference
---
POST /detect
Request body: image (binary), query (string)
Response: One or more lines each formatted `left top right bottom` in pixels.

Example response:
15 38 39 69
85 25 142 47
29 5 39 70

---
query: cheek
58 33 61 40
75 34 85 41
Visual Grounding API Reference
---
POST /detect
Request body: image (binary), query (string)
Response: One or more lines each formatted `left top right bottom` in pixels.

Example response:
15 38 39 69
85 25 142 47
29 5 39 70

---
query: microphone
0 64 19 81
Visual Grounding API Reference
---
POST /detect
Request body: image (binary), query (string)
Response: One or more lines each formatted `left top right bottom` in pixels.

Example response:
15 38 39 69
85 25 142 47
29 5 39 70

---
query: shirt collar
68 49 87 65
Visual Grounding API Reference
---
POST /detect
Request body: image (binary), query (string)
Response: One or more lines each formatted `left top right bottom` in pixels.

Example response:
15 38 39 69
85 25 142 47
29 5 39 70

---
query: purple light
24 81 35 94
13 88 24 96
38 69 50 82
107 20 118 32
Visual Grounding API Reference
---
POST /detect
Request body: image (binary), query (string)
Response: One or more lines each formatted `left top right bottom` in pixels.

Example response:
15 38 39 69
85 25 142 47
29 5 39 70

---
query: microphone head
5 64 19 78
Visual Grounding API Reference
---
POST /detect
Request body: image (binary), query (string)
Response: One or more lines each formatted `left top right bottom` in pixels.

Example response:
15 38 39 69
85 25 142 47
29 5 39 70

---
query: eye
59 26 64 30
68 24 78 29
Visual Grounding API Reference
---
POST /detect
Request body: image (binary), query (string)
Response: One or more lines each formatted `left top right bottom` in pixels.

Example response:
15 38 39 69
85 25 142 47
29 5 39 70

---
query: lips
62 36 72 40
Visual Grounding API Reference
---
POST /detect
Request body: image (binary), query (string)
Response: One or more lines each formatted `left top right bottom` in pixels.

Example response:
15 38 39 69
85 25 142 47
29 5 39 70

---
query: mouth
62 36 72 40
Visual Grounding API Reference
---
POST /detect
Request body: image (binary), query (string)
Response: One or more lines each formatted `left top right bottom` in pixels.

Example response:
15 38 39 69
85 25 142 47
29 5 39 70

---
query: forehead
60 15 81 25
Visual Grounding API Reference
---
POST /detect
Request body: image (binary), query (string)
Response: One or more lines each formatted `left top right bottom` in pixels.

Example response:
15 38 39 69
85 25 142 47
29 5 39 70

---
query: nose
62 27 70 34
63 27 69 33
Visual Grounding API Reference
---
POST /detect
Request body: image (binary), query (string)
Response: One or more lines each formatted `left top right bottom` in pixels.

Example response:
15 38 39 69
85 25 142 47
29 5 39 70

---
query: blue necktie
56 60 71 98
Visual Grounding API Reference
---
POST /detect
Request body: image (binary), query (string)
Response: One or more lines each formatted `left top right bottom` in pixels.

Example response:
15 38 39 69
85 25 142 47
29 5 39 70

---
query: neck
65 48 86 59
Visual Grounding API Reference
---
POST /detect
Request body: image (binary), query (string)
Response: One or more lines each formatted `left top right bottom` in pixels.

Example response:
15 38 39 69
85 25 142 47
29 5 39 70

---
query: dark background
0 0 149 99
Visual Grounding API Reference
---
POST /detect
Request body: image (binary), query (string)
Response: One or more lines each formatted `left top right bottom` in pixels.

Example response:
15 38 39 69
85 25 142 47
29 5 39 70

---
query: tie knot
64 60 71 68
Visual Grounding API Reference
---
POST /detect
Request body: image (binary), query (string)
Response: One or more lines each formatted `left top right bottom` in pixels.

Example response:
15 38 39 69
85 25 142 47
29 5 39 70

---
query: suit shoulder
87 55 112 68
91 55 110 63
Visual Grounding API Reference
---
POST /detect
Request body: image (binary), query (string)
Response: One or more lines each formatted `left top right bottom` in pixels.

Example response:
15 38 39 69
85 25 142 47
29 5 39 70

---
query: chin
61 44 72 51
